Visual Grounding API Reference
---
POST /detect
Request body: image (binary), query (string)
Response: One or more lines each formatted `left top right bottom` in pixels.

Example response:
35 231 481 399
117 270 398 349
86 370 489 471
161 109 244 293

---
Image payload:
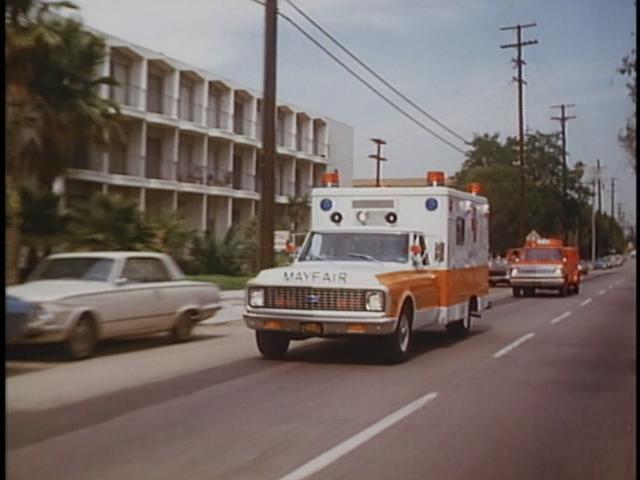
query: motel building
57 25 354 237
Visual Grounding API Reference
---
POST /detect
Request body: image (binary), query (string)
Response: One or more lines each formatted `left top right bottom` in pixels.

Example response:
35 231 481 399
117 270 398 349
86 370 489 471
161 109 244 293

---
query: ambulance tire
384 304 413 364
256 331 290 359
574 282 580 294
559 284 569 297
447 299 473 338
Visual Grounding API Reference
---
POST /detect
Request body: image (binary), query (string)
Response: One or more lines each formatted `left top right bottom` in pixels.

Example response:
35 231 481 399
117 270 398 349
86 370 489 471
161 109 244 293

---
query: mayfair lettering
283 271 348 283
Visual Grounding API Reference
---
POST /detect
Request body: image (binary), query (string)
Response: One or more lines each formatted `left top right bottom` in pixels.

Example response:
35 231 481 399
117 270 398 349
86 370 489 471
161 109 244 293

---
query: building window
456 217 465 245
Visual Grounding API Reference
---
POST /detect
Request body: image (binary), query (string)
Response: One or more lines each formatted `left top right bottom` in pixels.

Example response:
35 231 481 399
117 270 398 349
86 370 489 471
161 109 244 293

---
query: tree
286 194 311 233
5 0 119 283
64 193 153 251
453 131 590 254
618 48 636 173
147 212 197 270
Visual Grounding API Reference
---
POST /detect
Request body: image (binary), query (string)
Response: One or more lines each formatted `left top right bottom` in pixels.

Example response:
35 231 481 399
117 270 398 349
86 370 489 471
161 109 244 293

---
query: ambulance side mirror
411 244 426 267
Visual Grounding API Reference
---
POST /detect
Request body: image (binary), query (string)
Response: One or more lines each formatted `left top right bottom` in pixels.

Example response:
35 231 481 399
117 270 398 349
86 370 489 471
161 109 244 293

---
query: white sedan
6 252 221 359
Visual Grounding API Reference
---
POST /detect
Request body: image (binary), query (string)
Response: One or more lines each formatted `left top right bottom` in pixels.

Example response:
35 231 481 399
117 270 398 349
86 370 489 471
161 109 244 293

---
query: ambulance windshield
299 232 409 263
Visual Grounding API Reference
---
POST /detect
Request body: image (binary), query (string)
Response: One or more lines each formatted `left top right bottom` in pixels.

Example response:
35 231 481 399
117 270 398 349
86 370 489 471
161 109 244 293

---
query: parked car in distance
489 257 511 286
578 259 592 275
592 258 609 270
6 252 222 359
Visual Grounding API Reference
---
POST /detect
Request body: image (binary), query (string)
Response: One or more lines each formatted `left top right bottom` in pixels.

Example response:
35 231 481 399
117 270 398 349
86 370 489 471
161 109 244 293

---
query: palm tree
64 193 153 251
6 0 120 283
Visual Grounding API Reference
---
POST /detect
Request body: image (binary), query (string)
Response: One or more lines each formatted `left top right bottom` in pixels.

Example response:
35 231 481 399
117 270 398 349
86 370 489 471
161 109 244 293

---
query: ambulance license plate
301 322 323 334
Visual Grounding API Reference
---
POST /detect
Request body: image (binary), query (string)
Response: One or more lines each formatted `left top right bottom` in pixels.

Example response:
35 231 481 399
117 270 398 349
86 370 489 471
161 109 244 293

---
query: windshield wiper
346 253 379 262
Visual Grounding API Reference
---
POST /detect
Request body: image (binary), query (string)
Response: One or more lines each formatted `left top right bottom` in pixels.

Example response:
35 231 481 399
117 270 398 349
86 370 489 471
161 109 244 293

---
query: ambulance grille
264 287 367 311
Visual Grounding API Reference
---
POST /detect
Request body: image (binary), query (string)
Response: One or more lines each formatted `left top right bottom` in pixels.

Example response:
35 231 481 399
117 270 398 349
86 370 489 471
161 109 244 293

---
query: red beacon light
321 171 340 187
426 171 445 186
466 182 482 195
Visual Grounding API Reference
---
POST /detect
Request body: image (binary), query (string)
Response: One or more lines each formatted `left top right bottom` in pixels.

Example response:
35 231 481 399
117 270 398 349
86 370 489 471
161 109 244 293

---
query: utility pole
591 178 596 262
368 138 387 187
551 104 576 243
258 0 277 271
501 23 538 243
609 177 616 251
596 159 602 214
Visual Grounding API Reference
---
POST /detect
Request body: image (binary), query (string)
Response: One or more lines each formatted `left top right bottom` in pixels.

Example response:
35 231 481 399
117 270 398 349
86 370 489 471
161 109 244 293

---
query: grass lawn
188 274 253 291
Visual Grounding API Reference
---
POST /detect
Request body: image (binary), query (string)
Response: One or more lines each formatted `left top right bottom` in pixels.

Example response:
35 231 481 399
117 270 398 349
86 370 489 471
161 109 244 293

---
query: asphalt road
6 264 636 480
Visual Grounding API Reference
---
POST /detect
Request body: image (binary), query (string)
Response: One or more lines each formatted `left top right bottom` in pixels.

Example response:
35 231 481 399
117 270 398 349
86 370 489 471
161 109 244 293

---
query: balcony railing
178 100 205 123
233 117 256 136
277 129 295 148
205 168 232 187
312 141 329 157
108 154 145 176
110 84 143 108
177 164 204 184
206 108 231 130
232 172 256 191
145 157 173 180
147 93 176 116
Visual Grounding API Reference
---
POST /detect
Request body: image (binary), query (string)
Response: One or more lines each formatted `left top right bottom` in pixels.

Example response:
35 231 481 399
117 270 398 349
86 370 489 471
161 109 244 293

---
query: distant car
578 260 591 275
489 257 510 286
5 252 222 359
592 258 609 270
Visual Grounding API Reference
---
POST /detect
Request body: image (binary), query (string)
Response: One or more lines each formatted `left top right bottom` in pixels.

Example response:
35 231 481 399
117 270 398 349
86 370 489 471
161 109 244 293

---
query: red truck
509 238 580 297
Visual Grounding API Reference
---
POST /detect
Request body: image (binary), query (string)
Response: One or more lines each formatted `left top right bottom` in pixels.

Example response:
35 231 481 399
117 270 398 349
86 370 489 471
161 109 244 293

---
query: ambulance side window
456 217 465 245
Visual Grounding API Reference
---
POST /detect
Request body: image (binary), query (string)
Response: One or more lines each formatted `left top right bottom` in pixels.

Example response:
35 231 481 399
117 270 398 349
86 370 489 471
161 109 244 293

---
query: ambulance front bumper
510 277 565 288
244 309 397 336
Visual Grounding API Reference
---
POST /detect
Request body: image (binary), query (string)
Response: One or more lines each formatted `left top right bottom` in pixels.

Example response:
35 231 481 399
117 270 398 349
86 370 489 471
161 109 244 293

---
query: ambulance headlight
248 288 265 307
554 267 564 276
510 268 519 277
365 291 385 312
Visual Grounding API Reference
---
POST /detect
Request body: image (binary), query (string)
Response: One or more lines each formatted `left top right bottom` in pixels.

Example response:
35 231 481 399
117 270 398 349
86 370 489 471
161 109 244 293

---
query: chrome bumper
244 310 397 336
510 277 565 288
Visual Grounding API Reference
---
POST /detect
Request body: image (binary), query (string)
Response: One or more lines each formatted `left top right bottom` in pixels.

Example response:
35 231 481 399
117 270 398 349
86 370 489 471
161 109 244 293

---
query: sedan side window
122 258 172 283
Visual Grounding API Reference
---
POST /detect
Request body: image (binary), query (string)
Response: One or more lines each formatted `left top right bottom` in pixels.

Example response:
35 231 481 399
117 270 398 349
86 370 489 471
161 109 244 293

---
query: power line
283 0 470 145
248 0 468 155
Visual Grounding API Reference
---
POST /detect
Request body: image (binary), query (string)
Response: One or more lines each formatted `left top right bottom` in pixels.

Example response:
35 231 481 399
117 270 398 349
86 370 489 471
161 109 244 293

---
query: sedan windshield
299 232 409 263
521 248 563 261
29 258 115 282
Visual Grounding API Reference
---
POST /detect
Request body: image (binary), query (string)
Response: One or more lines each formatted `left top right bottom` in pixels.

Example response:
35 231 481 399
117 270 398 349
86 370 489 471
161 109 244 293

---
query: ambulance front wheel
256 330 290 359
384 304 413 364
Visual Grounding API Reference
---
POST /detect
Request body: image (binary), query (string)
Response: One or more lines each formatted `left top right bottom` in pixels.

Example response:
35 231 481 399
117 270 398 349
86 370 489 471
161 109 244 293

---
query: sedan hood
6 280 110 304
250 261 403 288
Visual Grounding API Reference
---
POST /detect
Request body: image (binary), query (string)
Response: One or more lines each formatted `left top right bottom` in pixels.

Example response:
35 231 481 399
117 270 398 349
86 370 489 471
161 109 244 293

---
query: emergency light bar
321 171 340 187
466 182 482 195
426 171 445 186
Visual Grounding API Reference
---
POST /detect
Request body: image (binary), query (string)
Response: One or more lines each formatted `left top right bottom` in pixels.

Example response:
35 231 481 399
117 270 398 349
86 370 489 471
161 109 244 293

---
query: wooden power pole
368 138 387 187
258 0 278 271
551 103 576 243
500 23 538 243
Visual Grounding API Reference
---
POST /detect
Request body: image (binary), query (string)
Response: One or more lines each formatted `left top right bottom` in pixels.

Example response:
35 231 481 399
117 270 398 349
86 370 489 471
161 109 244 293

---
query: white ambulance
244 172 490 363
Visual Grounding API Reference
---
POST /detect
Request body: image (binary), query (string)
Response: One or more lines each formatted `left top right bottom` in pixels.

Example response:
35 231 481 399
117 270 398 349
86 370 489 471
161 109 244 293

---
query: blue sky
71 0 636 226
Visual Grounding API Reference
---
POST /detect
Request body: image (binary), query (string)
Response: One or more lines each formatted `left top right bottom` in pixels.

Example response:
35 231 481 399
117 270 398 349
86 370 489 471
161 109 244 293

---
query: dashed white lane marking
493 333 535 359
598 289 607 295
550 311 572 324
279 392 439 480
579 298 593 307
